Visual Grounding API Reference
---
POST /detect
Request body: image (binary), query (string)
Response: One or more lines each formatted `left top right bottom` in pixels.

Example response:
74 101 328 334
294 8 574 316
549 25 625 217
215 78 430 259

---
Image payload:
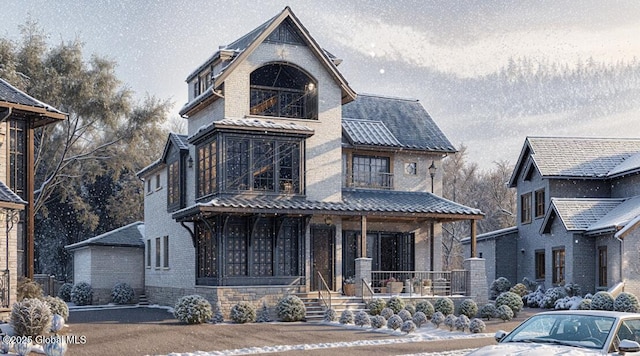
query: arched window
250 63 317 119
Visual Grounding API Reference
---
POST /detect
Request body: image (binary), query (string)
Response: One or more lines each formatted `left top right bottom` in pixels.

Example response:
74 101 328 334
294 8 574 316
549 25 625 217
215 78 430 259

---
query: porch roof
172 189 483 222
0 179 26 210
0 78 67 127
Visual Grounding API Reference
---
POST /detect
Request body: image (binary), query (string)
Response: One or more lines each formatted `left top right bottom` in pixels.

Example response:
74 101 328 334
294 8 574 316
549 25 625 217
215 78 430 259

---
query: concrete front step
298 295 368 322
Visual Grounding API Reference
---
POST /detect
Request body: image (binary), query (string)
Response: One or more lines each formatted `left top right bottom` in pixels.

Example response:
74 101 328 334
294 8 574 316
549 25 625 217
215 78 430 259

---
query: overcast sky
3 1 640 166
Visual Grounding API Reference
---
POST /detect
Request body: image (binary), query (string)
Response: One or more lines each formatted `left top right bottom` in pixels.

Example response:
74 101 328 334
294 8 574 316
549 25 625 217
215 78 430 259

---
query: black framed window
163 236 169 268
146 240 151 267
598 246 607 287
167 160 180 210
552 247 565 285
535 189 545 218
350 155 392 189
277 218 301 276
196 222 217 280
227 218 248 276
197 140 217 198
521 192 532 224
155 237 161 268
226 138 250 191
253 219 274 276
253 140 275 191
535 250 545 279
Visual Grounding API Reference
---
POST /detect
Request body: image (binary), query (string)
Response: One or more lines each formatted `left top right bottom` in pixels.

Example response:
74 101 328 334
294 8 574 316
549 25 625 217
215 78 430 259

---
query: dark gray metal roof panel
342 118 401 147
0 179 26 206
65 221 145 250
0 78 65 115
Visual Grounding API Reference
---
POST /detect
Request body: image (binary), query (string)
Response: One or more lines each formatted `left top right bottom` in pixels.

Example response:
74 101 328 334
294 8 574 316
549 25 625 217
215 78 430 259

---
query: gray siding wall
622 227 640 296
611 174 640 198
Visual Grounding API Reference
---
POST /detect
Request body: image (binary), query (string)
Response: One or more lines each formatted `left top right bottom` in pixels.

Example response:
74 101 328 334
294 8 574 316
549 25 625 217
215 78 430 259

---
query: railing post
355 258 372 298
464 257 488 304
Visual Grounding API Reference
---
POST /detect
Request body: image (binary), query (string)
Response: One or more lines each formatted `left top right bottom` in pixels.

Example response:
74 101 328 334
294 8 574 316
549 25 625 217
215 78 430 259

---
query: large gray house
464 136 640 296
137 7 485 312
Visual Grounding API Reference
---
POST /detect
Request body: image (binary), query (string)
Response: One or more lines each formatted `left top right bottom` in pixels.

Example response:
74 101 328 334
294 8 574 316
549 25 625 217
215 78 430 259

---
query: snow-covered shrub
540 287 567 309
490 277 511 299
591 291 614 311
398 309 412 321
355 310 371 327
469 318 486 333
578 299 592 310
444 314 457 331
554 296 583 310
564 283 582 297
434 297 454 315
277 295 306 322
367 298 387 316
57 283 73 302
509 283 529 297
614 292 640 313
323 308 337 322
387 296 405 313
480 303 497 320
111 282 134 304
413 311 427 327
371 315 386 328
17 277 43 301
495 291 524 317
456 315 470 332
387 315 403 331
71 282 93 306
11 298 52 337
381 307 395 320
401 320 417 334
257 301 271 323
496 305 514 322
50 313 64 333
521 277 538 292
340 309 354 324
230 301 256 324
524 285 545 308
458 299 478 318
42 296 69 321
431 311 445 328
174 295 212 324
212 301 224 323
404 303 416 316
416 300 434 319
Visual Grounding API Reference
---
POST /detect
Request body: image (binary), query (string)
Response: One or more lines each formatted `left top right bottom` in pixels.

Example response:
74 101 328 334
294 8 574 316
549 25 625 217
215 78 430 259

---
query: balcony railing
0 270 8 308
371 270 469 297
345 172 394 190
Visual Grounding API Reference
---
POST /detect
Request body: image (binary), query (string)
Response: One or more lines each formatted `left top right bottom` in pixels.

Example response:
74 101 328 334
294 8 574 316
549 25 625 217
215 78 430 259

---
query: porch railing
371 270 470 297
361 277 375 304
0 270 9 308
316 272 332 310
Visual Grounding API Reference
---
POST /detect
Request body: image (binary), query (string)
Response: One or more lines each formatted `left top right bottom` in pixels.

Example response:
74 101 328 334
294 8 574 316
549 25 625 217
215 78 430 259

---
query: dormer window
250 63 317 120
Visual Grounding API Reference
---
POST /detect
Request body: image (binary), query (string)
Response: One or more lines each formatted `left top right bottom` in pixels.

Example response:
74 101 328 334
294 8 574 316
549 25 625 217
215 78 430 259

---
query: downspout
615 234 623 289
0 107 12 122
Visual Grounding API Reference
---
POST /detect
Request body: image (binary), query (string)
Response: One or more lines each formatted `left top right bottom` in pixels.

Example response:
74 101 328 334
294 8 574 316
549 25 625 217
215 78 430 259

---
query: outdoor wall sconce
521 249 525 254
187 156 194 168
325 216 333 225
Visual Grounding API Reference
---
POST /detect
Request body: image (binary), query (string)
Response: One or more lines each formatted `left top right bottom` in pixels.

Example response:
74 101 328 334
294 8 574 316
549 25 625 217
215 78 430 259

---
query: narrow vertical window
147 179 151 193
535 250 545 279
521 193 532 224
167 160 180 210
535 189 545 218
552 248 565 285
155 237 161 268
146 240 151 267
197 140 217 198
598 246 607 287
155 174 160 189
163 236 169 268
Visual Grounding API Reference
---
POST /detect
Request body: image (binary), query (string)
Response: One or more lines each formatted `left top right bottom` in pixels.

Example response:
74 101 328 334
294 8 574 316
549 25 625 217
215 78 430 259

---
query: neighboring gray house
464 137 640 296
65 221 145 304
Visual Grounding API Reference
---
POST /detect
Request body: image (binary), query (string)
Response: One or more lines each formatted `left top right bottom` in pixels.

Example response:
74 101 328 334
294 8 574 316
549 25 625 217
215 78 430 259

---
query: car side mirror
619 339 640 353
494 330 507 342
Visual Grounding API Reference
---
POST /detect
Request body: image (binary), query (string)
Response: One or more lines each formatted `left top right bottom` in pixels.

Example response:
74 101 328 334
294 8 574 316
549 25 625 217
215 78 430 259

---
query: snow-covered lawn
163 321 489 356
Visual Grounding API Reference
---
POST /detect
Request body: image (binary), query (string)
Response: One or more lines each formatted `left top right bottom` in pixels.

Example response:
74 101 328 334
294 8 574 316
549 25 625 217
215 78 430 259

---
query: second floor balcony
344 172 394 190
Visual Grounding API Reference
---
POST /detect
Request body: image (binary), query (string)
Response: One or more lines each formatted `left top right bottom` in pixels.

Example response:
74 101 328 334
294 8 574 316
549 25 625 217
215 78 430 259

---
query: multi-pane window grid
196 225 217 279
598 246 607 287
197 141 217 198
167 160 179 207
227 220 248 276
552 248 565 285
535 189 545 218
253 220 273 276
250 87 310 119
352 155 391 189
9 120 26 197
521 193 532 223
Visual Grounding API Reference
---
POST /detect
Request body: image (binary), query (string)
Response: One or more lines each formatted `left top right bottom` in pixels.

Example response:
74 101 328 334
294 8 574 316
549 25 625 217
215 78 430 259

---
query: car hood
467 343 604 355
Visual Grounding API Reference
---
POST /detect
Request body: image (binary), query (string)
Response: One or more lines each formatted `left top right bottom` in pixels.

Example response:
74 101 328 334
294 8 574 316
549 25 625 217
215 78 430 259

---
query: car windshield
502 314 616 350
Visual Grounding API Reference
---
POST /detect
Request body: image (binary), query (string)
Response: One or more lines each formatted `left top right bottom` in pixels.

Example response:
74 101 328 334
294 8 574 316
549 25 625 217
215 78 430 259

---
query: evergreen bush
387 296 405 313
456 314 470 332
367 298 386 316
212 301 224 323
591 291 615 311
540 287 567 309
398 309 412 321
434 297 454 316
401 320 417 334
444 314 457 331
415 300 434 318
323 308 337 322
578 299 592 310
524 285 545 308
615 292 640 313
354 310 371 327
431 311 445 328
174 295 212 324
458 299 478 318
230 301 256 324
380 307 395 320
564 282 582 297
257 301 271 323
495 291 524 317
404 303 416 316
509 283 529 297
387 314 403 331
339 309 354 324
496 305 514 322
276 295 306 322
111 282 134 304
11 298 52 337
480 303 497 320
17 277 43 301
41 296 69 321
371 315 386 328
554 296 583 310
70 282 93 306
413 311 427 327
57 282 73 302
489 277 511 299
469 318 486 333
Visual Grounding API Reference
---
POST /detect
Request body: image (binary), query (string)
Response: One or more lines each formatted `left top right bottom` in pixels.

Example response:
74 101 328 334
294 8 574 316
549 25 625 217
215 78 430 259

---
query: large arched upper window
250 63 317 120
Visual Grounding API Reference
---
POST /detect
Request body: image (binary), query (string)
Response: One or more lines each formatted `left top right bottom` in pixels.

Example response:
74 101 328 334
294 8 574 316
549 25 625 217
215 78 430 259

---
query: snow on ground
163 321 488 356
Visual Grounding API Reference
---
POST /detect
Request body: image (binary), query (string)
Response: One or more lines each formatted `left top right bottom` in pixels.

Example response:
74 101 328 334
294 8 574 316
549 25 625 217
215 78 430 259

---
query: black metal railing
345 172 394 190
317 272 332 310
0 270 9 308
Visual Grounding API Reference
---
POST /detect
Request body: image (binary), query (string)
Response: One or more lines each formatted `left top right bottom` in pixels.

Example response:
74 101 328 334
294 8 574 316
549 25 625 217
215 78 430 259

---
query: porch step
137 293 150 306
297 295 368 322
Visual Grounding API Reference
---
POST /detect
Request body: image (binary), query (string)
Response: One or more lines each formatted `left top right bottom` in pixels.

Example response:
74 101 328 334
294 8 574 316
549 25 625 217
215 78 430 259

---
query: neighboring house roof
540 197 640 236
341 94 456 153
0 179 26 210
173 189 483 222
0 78 66 127
180 6 356 116
189 117 315 144
461 226 518 244
510 137 640 187
65 221 144 250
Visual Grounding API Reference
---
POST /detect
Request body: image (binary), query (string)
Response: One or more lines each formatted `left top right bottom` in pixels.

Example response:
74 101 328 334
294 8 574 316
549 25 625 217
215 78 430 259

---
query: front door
311 225 334 291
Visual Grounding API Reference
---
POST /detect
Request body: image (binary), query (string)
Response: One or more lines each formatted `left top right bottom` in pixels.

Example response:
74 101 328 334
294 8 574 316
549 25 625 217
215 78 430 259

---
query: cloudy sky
2 1 640 166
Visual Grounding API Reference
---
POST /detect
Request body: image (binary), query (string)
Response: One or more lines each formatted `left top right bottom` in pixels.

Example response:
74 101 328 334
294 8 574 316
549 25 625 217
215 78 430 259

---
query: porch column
470 219 477 258
355 257 372 298
360 215 367 257
464 257 488 304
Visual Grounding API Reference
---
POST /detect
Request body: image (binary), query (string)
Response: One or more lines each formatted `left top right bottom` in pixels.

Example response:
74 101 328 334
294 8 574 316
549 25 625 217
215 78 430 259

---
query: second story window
167 160 180 210
350 155 392 190
250 63 317 120
535 189 545 218
520 192 532 224
197 140 217 198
